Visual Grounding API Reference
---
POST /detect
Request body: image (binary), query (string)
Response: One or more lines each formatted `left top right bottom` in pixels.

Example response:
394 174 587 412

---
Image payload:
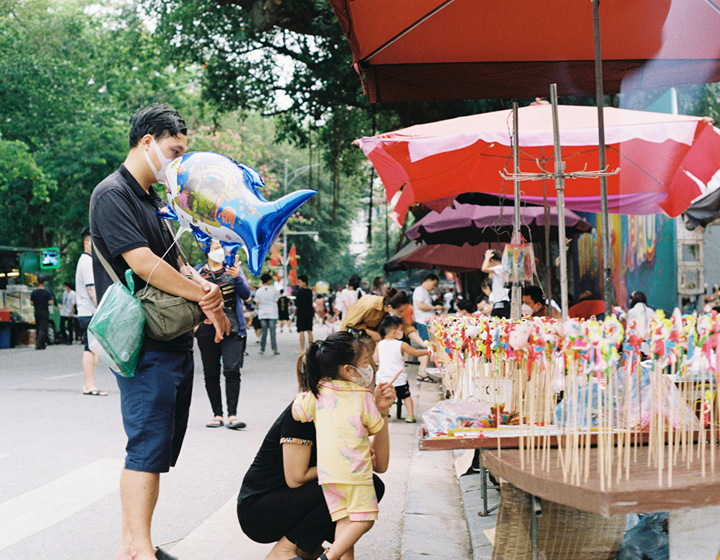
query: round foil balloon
164 152 316 276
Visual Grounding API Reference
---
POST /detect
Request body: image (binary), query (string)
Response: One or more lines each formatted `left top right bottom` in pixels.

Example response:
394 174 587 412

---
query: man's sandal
206 418 224 428
417 374 438 383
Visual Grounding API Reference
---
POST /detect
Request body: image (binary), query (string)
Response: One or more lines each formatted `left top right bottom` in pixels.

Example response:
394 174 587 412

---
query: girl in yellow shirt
293 331 384 560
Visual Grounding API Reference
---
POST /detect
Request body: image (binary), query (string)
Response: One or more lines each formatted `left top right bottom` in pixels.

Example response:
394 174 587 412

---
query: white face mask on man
144 138 174 184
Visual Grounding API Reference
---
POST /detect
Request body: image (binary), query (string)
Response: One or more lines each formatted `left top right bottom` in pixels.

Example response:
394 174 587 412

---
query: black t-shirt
295 288 314 318
196 263 239 335
30 288 53 314
238 402 316 505
277 296 289 315
89 164 193 352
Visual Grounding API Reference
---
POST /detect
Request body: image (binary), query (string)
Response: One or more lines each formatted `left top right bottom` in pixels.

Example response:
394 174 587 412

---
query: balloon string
138 228 181 299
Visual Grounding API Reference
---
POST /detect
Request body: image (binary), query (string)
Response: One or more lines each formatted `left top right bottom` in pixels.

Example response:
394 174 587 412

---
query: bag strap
92 241 121 284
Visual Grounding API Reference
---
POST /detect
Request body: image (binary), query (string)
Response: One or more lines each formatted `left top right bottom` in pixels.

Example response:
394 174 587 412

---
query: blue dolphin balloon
163 152 316 276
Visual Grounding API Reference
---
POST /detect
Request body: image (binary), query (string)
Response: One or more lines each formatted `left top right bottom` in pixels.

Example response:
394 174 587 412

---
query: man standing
89 104 229 560
59 281 76 345
412 274 443 379
254 273 279 355
30 276 53 350
76 228 106 396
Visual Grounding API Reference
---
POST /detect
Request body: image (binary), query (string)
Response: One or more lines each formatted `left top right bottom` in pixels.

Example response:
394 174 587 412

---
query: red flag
289 245 297 269
289 269 298 286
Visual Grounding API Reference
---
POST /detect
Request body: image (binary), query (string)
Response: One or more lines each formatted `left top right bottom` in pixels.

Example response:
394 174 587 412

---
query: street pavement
0 324 471 560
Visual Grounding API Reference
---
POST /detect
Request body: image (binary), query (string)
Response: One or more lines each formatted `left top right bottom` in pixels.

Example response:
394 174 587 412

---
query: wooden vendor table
481 446 720 560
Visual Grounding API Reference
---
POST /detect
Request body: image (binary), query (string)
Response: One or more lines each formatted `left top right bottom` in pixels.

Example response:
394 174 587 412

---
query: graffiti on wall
574 213 676 312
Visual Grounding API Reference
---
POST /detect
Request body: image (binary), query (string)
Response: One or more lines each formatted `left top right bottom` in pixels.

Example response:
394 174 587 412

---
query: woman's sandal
206 418 224 428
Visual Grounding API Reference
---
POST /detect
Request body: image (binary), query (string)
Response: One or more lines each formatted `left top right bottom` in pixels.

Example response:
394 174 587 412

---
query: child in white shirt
373 315 429 423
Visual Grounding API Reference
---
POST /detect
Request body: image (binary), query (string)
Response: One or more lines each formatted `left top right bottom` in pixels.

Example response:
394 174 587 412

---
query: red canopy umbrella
398 242 490 274
328 0 720 103
356 104 720 223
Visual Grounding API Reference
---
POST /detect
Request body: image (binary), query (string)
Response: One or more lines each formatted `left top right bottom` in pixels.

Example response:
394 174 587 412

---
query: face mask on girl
208 248 226 264
350 364 374 388
144 138 174 184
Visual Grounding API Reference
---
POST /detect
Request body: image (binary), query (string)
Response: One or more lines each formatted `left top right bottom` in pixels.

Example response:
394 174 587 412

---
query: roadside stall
0 246 62 347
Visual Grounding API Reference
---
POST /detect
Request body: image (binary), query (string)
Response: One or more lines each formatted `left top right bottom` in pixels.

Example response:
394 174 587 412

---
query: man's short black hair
298 274 309 285
64 281 73 289
260 273 273 284
523 285 544 305
81 226 91 242
129 104 187 149
37 275 46 284
424 273 439 283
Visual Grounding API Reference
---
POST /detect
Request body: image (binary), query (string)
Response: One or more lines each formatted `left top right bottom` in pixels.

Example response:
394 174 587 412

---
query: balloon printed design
162 152 316 275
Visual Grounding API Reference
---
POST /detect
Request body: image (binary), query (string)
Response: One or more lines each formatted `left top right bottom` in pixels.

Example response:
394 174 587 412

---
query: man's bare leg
116 469 160 560
81 350 99 393
418 354 429 376
299 331 306 352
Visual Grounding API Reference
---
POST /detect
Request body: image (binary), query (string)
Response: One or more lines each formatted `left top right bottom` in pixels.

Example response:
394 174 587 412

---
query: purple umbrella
405 202 591 246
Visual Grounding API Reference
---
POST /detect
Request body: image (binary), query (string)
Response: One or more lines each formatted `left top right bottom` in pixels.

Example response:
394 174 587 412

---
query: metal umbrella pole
593 0 612 315
550 84 569 321
511 101 522 320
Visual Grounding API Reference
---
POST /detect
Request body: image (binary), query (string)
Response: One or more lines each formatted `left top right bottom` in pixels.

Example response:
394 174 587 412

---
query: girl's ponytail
296 331 365 395
297 340 324 396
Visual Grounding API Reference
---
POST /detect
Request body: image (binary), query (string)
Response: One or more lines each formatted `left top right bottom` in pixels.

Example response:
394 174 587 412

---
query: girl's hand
370 447 378 470
375 382 396 415
227 263 240 278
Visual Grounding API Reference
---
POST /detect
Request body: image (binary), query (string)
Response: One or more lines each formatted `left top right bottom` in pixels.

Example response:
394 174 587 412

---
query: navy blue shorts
415 322 430 342
115 350 194 473
78 316 92 352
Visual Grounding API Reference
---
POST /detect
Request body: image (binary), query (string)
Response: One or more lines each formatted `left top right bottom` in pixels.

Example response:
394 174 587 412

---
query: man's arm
123 247 229 341
415 300 435 311
86 285 97 307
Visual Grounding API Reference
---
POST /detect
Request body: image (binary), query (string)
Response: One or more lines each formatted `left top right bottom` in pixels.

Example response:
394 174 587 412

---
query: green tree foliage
0 0 204 284
0 137 57 246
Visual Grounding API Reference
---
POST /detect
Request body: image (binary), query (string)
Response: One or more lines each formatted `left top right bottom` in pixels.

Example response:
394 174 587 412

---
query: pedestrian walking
314 293 327 324
75 228 106 396
338 275 362 317
30 276 53 350
481 249 510 318
59 281 76 345
295 274 315 352
277 289 290 332
412 274 443 380
255 273 279 355
195 240 251 430
89 104 229 560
